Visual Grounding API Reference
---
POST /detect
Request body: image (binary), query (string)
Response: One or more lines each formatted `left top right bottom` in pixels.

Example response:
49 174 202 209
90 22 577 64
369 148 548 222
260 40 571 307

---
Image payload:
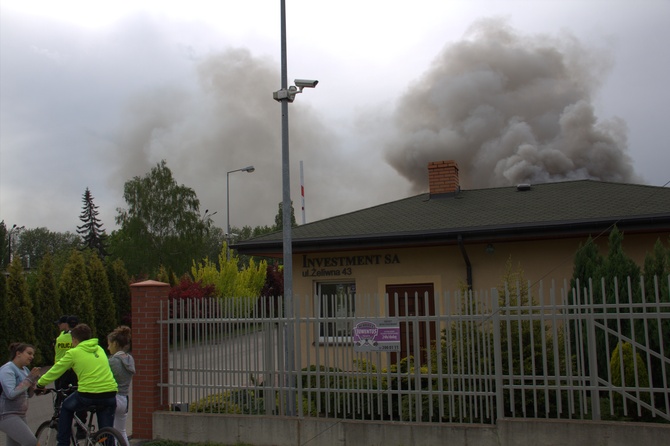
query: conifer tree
642 238 670 396
0 221 8 270
571 227 642 379
32 252 60 365
602 227 641 306
600 227 641 377
107 259 131 326
0 270 8 347
59 250 95 334
273 201 297 230
569 236 604 304
6 257 36 345
643 238 669 303
86 252 116 347
77 188 108 258
497 256 559 416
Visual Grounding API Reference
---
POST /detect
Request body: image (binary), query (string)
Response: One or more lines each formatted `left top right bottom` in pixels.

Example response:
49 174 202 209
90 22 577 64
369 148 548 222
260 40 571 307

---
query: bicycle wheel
35 420 58 446
91 427 127 446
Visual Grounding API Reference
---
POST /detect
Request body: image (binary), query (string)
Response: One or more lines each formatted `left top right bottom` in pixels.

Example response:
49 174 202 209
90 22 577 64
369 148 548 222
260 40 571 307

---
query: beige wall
293 231 668 301
289 231 669 368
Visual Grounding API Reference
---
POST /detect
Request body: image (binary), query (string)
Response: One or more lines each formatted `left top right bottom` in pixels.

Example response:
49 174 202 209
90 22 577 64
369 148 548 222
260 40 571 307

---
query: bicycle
35 387 127 446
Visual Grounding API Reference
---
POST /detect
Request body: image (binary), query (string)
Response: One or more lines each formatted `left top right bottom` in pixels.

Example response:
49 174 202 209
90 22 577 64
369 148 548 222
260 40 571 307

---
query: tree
32 252 61 366
201 225 226 268
107 259 132 326
569 236 604 303
497 256 560 417
77 188 108 258
641 238 670 403
610 342 651 420
0 221 8 269
112 160 208 277
59 250 95 334
570 226 642 379
14 227 80 273
600 227 641 374
602 227 641 307
1 222 26 270
86 251 116 347
273 201 297 230
6 257 36 345
0 266 7 348
191 244 267 317
643 238 669 303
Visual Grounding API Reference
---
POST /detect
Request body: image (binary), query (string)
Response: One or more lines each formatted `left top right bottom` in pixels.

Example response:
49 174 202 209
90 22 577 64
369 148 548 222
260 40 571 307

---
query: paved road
0 389 133 446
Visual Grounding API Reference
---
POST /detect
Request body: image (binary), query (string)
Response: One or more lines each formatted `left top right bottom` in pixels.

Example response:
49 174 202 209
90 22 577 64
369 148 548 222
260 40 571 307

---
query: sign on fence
352 318 401 352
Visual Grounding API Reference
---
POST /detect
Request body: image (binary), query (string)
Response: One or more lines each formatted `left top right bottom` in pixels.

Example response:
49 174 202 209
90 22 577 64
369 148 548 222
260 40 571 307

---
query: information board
352 318 401 352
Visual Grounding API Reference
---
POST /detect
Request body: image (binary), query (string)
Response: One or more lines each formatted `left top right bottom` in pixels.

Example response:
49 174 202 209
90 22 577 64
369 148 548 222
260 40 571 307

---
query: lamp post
7 224 24 265
226 166 255 260
272 0 318 416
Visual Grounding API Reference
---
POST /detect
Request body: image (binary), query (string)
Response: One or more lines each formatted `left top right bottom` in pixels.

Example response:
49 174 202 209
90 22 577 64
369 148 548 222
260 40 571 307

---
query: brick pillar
428 160 459 195
131 280 170 441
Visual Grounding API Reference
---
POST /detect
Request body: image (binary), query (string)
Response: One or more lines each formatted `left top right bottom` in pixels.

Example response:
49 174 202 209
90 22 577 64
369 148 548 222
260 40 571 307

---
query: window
318 282 356 341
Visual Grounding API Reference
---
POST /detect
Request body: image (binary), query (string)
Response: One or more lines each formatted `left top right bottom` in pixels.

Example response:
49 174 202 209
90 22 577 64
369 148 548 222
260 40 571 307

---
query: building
234 160 670 362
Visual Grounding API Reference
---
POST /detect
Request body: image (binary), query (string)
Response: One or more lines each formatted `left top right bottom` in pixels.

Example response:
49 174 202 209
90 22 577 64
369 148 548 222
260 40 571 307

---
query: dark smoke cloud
384 18 641 191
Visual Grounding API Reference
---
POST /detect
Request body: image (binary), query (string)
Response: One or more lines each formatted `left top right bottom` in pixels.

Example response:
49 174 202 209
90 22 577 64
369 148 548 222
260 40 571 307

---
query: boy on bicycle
36 324 117 446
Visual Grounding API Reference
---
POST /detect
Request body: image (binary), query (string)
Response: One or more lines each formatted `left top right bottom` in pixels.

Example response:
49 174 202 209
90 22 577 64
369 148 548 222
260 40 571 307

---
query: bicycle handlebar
36 386 78 396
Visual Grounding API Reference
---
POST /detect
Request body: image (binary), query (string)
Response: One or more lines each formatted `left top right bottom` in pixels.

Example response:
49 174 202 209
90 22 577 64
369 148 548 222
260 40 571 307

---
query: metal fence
159 276 670 424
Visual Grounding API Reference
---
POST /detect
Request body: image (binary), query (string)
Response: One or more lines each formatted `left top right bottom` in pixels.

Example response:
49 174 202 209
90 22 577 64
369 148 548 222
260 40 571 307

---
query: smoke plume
108 47 381 228
384 18 641 191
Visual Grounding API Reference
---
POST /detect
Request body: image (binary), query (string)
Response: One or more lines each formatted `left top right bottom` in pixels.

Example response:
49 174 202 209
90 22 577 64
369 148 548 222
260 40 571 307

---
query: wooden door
386 283 436 366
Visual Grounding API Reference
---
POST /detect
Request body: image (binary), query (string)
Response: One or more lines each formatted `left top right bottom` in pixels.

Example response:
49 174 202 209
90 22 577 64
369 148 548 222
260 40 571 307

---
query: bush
189 389 268 415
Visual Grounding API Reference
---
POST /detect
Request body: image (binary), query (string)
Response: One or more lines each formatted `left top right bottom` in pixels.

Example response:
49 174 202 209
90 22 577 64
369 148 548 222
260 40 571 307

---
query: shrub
189 389 268 415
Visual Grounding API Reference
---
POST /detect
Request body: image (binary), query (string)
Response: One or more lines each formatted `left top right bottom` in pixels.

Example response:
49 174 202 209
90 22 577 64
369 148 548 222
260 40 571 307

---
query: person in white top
107 326 135 445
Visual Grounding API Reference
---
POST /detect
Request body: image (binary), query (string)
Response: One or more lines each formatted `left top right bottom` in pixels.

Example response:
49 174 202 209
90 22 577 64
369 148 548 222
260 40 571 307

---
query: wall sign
352 318 401 352
301 253 400 277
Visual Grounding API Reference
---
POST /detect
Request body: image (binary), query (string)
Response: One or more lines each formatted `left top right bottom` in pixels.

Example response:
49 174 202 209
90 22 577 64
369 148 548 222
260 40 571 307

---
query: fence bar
156 277 670 425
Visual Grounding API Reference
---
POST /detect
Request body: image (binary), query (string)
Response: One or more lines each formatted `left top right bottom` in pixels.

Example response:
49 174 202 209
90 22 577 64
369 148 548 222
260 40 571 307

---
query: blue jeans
58 392 116 446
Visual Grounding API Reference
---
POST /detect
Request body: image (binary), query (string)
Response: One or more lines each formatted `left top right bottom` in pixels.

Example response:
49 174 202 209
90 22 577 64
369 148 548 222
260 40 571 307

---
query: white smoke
383 18 641 191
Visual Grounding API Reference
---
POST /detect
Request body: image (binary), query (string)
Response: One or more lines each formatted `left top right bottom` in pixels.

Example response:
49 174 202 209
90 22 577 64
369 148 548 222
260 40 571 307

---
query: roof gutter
457 235 473 290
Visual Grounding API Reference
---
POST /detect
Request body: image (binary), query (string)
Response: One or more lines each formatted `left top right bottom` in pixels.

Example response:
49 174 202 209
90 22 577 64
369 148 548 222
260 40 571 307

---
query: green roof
235 180 670 254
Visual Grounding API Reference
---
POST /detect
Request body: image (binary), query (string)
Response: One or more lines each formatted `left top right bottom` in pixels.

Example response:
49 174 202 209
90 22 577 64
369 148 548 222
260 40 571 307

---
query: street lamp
7 224 24 265
272 0 318 416
226 165 255 260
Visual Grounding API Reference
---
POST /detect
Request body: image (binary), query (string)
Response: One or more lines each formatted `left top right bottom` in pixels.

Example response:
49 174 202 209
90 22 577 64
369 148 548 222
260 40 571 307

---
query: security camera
273 79 319 103
294 79 319 88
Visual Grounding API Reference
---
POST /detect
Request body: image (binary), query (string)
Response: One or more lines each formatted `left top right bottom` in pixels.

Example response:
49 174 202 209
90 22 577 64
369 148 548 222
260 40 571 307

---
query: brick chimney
428 160 459 195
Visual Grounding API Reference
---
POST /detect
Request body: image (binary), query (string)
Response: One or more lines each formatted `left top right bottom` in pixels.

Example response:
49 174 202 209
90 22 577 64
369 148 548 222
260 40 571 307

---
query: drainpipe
457 235 473 290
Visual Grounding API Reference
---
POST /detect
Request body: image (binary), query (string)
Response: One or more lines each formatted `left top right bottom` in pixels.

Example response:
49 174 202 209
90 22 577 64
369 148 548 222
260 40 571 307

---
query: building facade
236 161 670 364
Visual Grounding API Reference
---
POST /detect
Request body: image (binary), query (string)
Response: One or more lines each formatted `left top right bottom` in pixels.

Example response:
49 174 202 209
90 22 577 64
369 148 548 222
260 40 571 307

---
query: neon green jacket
38 338 117 393
54 331 73 362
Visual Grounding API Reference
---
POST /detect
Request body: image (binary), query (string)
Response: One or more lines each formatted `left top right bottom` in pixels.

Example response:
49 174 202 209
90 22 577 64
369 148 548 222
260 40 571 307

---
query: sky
1 0 669 234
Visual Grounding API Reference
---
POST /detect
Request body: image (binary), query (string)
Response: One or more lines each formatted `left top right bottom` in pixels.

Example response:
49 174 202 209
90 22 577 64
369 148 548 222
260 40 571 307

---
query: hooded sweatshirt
108 351 135 396
38 338 117 394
